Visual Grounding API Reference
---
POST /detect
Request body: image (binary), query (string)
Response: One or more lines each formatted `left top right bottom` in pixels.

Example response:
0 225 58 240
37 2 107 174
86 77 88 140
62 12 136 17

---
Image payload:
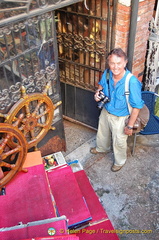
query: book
43 151 67 171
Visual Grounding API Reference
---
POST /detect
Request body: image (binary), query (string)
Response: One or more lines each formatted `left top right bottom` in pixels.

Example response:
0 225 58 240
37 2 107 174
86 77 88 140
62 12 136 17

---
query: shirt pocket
114 88 127 110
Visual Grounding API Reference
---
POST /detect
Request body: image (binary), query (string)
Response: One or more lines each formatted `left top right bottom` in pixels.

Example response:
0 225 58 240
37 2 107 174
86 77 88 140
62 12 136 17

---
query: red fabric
27 219 68 237
0 164 56 228
47 166 92 227
74 170 108 222
76 220 119 240
0 227 26 240
21 235 79 239
0 218 68 240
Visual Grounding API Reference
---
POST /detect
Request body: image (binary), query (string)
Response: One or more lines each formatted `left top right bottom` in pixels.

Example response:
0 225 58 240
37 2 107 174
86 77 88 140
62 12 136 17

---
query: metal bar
127 0 139 72
2 0 28 2
94 0 97 73
59 57 103 72
29 52 34 76
0 6 27 12
16 58 23 80
58 9 107 20
154 0 159 27
110 0 117 51
45 17 48 41
25 23 31 49
3 66 8 86
19 28 25 53
0 46 40 67
3 34 10 60
132 133 137 156
106 0 110 56
63 115 97 131
10 28 18 56
0 0 84 27
9 61 16 84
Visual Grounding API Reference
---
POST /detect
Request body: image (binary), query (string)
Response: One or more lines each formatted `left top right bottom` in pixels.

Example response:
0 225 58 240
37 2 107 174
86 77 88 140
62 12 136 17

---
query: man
90 48 144 172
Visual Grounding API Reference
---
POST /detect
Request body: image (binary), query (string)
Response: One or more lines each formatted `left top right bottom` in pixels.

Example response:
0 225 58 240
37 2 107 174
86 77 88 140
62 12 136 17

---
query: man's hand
124 126 133 136
124 108 140 136
94 89 102 102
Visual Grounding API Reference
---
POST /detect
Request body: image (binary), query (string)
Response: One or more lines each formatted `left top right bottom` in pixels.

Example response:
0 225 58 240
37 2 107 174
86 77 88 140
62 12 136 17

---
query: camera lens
97 95 110 110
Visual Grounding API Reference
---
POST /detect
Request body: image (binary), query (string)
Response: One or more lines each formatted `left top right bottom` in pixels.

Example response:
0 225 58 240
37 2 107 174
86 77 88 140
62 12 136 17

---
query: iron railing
56 0 117 91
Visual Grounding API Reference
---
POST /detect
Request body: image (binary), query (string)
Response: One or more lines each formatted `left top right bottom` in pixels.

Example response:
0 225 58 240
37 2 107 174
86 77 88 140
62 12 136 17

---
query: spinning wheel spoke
36 122 48 128
32 100 44 116
0 160 15 170
1 145 22 160
24 103 31 117
29 129 36 140
36 108 50 119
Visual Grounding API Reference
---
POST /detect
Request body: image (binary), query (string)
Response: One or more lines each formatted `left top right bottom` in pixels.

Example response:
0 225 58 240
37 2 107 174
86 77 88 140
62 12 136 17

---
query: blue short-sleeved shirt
98 69 144 116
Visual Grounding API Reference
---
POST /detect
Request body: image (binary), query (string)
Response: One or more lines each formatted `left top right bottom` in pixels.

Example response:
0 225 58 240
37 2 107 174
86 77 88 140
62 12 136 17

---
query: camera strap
106 69 110 98
125 72 133 114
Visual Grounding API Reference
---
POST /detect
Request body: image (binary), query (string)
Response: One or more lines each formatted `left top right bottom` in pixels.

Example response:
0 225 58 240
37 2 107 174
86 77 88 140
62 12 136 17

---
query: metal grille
0 0 82 154
56 0 117 91
0 11 59 114
0 0 82 114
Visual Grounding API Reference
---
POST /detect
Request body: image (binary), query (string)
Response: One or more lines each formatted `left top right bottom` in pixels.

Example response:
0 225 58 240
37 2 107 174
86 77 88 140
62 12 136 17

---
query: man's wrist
96 89 101 92
127 125 133 130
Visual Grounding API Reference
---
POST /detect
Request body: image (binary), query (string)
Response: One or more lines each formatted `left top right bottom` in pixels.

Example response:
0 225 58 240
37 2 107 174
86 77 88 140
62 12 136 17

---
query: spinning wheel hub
23 116 38 131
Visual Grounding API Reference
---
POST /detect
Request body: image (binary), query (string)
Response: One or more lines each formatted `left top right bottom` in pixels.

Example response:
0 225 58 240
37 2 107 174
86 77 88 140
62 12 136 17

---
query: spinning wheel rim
0 123 27 188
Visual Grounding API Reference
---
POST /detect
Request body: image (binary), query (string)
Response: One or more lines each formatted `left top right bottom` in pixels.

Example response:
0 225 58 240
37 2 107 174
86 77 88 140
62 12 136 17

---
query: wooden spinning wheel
0 123 28 189
5 87 55 150
0 86 61 190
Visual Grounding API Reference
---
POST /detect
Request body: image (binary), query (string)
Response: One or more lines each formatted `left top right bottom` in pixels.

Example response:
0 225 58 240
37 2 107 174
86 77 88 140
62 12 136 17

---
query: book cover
43 151 67 171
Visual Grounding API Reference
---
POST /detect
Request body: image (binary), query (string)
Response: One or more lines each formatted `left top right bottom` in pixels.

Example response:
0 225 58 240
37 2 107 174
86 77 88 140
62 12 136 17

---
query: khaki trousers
96 108 129 166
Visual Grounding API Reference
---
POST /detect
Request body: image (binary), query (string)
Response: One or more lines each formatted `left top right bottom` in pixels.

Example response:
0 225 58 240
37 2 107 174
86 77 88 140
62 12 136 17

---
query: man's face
108 54 127 77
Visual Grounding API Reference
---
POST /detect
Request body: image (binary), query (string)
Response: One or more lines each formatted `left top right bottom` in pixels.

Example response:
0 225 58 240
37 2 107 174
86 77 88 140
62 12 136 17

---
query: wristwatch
127 125 133 130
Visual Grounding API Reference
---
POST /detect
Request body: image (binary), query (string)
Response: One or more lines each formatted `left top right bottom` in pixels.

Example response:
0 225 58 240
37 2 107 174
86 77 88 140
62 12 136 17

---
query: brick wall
115 2 131 53
114 0 156 81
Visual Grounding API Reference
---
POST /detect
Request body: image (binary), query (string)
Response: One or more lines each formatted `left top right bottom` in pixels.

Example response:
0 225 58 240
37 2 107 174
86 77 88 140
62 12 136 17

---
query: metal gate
56 0 117 128
0 0 82 155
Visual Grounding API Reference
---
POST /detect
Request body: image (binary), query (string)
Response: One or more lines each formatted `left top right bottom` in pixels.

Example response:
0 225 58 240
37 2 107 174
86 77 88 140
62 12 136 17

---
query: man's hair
107 48 128 61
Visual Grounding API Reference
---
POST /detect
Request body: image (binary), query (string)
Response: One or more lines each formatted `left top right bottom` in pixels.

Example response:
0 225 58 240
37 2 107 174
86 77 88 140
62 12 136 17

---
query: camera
97 90 110 109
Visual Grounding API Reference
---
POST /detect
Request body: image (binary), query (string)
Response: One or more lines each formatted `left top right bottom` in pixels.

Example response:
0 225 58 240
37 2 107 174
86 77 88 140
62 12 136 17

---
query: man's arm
124 108 140 136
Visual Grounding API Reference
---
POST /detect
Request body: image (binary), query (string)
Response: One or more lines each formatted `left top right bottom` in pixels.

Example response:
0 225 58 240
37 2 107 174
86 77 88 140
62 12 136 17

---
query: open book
43 151 67 171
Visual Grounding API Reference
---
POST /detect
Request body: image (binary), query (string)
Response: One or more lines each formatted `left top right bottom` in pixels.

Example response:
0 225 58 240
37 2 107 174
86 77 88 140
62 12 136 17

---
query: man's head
107 48 128 78
108 48 128 61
